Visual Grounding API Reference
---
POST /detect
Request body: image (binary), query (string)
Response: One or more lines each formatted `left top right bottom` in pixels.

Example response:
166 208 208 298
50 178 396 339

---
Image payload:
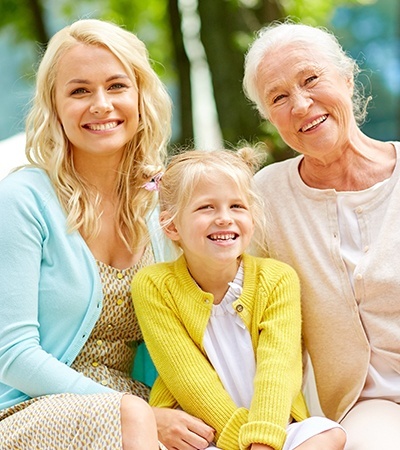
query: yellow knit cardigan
132 253 308 450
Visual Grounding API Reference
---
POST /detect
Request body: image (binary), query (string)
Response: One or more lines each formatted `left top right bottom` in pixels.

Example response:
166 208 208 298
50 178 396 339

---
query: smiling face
55 43 139 166
163 174 254 274
256 42 355 163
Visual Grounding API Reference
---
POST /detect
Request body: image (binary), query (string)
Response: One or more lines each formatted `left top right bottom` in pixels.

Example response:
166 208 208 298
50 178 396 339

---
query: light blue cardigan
0 167 170 410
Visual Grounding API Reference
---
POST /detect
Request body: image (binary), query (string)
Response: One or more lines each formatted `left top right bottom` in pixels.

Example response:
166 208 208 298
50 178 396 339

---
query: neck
300 138 395 191
73 152 122 194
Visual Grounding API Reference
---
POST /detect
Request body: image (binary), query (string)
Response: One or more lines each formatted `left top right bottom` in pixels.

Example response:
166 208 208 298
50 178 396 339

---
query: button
355 207 363 214
355 273 363 281
100 380 108 386
92 361 99 367
117 272 123 279
235 304 244 312
204 299 210 304
96 340 103 346
116 298 123 306
364 246 369 252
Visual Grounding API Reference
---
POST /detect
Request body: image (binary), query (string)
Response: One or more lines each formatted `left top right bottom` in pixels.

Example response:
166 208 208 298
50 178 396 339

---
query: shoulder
134 260 174 282
0 167 54 205
132 257 184 289
243 253 299 284
0 167 65 237
254 155 302 189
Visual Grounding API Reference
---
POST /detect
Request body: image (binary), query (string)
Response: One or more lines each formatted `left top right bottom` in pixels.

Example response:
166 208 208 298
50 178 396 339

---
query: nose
215 209 233 226
90 91 113 115
291 90 312 115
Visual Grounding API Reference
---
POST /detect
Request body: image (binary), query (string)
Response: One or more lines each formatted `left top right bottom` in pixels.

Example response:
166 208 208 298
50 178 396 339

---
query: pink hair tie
142 172 163 192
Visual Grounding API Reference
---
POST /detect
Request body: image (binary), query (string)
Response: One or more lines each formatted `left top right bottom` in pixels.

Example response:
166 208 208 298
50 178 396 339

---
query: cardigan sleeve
240 262 303 450
0 173 112 408
132 266 249 444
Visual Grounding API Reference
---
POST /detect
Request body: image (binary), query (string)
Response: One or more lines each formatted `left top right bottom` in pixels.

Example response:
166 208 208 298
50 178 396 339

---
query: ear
159 211 181 242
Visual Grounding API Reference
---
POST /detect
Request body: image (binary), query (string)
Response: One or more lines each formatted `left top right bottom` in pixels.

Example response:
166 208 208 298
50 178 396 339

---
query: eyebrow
264 67 318 98
66 74 130 85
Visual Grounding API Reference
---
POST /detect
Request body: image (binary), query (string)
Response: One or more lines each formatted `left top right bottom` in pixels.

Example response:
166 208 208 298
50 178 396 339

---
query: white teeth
87 121 118 131
209 233 236 241
301 115 327 132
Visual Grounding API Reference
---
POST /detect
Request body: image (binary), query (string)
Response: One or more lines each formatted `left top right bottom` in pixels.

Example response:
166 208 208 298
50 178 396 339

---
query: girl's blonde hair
159 147 269 254
25 18 172 251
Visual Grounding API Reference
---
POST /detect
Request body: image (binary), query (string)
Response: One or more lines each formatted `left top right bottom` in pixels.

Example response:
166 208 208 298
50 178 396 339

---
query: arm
0 173 112 403
132 268 248 443
241 262 304 449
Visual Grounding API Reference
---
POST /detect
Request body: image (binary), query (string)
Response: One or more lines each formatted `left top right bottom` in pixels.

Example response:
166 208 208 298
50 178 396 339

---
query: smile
300 114 328 132
84 121 120 131
208 233 238 241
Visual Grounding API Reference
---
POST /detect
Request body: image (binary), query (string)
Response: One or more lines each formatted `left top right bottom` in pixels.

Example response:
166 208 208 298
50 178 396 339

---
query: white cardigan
254 142 400 421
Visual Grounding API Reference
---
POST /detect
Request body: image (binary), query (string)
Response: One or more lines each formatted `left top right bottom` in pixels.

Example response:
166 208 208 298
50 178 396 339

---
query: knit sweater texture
0 167 169 410
132 253 308 450
254 142 400 421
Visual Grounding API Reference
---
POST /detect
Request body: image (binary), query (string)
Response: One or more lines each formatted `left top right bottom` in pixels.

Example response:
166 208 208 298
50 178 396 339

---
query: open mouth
84 121 121 131
208 233 238 241
300 114 328 132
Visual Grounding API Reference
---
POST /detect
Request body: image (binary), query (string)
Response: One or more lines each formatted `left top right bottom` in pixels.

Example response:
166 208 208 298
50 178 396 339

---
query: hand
152 407 215 450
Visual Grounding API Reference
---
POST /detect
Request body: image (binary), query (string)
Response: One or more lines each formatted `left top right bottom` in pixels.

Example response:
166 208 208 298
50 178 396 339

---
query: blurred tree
0 0 386 160
195 0 364 160
330 0 400 141
0 0 48 43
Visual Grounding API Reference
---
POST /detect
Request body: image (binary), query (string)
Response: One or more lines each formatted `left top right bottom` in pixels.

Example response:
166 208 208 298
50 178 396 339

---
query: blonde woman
0 19 214 449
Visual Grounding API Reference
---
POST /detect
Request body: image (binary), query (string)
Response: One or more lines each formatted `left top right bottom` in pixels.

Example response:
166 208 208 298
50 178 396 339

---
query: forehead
56 43 128 82
256 43 329 93
191 172 247 198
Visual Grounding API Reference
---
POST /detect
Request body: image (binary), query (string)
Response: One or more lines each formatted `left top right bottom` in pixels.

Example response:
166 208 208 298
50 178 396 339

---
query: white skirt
208 416 343 449
284 416 343 449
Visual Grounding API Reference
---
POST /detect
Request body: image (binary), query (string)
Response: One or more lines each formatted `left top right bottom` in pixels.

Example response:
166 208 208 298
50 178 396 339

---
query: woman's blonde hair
159 147 269 254
25 18 172 251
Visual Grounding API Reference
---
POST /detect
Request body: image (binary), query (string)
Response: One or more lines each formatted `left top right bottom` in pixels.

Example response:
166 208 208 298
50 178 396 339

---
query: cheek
269 113 290 138
55 100 72 128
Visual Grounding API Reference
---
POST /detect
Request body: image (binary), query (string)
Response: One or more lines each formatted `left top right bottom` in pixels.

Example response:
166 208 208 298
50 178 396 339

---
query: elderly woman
243 20 400 450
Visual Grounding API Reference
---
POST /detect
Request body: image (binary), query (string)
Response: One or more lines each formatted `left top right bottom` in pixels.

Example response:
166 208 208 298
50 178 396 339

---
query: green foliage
0 0 388 148
0 0 44 42
58 0 174 82
282 0 366 24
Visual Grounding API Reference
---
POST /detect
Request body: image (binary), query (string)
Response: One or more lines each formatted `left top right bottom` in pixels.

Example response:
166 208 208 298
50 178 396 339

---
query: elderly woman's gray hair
243 20 369 125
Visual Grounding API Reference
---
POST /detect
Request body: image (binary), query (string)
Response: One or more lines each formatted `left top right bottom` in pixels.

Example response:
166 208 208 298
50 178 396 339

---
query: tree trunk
197 0 265 146
167 0 194 146
26 0 49 44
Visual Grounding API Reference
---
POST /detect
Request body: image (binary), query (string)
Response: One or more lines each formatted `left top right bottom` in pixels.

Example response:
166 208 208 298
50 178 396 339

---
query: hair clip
142 172 163 192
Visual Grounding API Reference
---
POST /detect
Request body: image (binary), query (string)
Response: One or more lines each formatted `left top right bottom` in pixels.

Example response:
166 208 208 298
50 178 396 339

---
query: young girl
132 148 346 450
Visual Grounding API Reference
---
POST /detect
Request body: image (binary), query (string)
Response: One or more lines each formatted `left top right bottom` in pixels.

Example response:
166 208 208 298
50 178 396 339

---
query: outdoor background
0 0 399 165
